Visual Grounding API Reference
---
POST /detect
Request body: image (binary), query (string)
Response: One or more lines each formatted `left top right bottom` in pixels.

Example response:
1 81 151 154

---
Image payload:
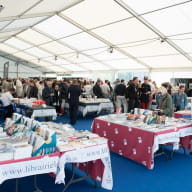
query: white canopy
0 0 192 73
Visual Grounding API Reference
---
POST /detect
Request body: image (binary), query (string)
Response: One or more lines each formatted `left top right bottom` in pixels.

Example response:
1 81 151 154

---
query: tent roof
0 0 192 73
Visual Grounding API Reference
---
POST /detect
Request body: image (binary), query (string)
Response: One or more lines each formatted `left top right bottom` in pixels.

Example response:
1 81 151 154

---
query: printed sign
0 156 59 184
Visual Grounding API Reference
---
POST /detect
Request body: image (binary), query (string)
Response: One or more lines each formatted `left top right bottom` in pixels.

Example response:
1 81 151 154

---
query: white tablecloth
80 102 114 117
56 143 113 190
0 143 113 190
31 109 57 120
65 102 114 117
0 155 59 184
152 132 180 159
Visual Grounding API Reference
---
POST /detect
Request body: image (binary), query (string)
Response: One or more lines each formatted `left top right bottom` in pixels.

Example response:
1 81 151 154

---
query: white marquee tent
0 0 192 77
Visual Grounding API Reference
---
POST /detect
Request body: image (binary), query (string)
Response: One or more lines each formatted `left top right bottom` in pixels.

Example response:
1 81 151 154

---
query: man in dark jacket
93 80 103 98
28 80 38 99
68 80 81 125
42 81 54 106
114 79 127 113
126 77 140 112
140 77 151 109
59 79 69 114
53 84 62 113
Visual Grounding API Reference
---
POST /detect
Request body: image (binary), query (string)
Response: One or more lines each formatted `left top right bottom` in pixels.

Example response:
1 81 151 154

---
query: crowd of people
89 77 188 117
0 76 189 124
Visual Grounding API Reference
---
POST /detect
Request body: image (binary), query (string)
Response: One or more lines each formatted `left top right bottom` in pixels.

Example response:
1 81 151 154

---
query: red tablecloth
76 160 104 181
92 118 192 169
174 112 192 119
174 113 183 118
180 136 192 150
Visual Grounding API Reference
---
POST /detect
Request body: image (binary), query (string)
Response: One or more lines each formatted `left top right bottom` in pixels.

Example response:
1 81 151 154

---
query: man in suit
68 80 81 125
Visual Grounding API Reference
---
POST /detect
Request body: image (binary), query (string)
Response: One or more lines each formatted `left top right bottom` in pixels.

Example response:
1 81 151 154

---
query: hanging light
159 37 166 43
107 46 113 53
0 5 4 13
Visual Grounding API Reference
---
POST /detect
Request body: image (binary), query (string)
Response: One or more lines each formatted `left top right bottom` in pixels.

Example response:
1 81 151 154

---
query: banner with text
0 156 59 184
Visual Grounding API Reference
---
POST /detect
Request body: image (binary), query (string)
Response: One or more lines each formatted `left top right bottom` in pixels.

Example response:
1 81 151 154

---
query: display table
14 103 57 120
0 133 112 190
0 143 113 191
56 142 113 190
65 98 114 117
0 113 113 191
92 114 192 169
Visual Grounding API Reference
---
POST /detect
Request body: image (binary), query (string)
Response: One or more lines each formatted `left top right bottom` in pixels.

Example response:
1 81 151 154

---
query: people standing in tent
16 78 23 98
28 80 38 99
173 85 188 111
42 81 54 106
68 79 81 125
59 79 69 114
140 77 151 109
114 79 127 113
126 77 140 112
93 80 103 98
53 84 62 114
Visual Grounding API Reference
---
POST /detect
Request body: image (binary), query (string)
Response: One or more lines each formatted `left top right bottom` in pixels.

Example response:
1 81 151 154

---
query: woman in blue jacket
173 85 188 111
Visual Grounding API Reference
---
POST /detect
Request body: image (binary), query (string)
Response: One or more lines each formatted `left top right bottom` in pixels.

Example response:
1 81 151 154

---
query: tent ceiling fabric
143 2 192 36
92 18 158 45
62 0 132 29
0 0 192 73
39 41 73 55
34 15 82 39
5 37 32 50
121 0 188 14
0 30 22 39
